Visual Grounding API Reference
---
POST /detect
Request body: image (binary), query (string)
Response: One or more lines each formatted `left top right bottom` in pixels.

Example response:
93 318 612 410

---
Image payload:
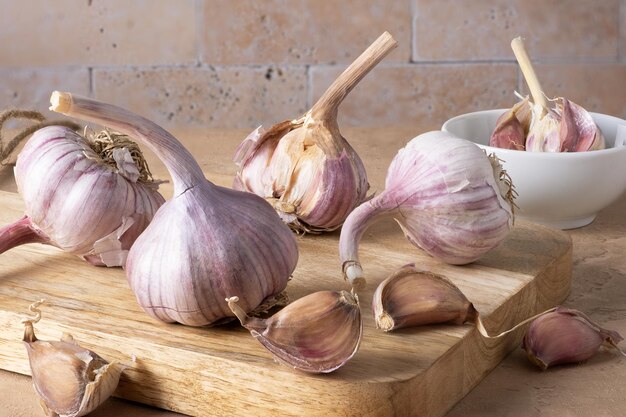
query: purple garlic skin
5 125 164 266
522 307 623 370
51 92 298 327
340 131 514 288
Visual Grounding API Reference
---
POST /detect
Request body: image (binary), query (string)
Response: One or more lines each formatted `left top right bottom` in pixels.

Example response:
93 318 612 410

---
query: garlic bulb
51 92 298 326
339 131 514 288
22 300 130 417
227 290 362 373
0 115 164 267
491 37 605 153
372 264 478 331
522 307 625 370
233 32 397 233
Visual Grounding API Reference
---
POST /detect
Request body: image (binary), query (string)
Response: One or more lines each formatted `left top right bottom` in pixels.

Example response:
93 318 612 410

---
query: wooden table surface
0 127 624 417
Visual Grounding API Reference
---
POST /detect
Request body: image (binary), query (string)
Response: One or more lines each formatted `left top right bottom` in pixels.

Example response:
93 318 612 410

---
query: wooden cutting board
0 188 571 417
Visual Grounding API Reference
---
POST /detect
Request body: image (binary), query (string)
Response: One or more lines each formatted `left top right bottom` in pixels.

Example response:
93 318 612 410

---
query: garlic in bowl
442 110 626 229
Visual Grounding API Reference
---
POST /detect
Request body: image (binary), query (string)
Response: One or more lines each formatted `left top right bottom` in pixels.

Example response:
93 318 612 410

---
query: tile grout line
410 0 418 63
195 0 204 66
88 67 94 97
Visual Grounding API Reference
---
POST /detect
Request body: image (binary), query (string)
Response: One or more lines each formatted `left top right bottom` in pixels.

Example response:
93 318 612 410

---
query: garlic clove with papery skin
489 97 531 150
372 264 478 332
22 300 130 417
227 290 362 373
522 307 624 370
234 32 397 233
51 92 298 327
339 131 514 288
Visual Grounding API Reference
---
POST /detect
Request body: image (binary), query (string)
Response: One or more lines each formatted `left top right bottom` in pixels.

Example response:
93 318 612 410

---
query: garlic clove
234 32 396 233
22 300 130 417
558 98 606 152
489 97 531 150
525 109 561 152
522 307 624 370
227 290 362 373
372 264 477 331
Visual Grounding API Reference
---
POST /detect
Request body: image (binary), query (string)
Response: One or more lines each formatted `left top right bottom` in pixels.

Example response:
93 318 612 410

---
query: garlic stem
50 91 205 196
339 196 395 289
310 32 398 121
0 216 49 255
511 37 548 116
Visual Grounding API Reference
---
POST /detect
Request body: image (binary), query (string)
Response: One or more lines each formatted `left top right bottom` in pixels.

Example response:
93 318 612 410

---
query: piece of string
0 109 80 165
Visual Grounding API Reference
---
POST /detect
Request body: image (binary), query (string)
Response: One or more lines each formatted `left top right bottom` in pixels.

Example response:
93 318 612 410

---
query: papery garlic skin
522 307 623 370
2 125 164 266
227 290 362 373
372 264 477 331
340 131 514 288
51 92 298 327
489 97 531 150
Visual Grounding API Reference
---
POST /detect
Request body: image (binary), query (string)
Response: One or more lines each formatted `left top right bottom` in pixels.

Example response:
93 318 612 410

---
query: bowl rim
442 108 626 159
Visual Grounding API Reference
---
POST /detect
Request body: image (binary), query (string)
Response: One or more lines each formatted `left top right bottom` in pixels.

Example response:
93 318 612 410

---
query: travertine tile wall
1 0 624 130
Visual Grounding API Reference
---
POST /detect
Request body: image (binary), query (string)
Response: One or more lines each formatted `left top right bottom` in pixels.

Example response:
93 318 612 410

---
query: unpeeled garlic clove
489 97 531 150
522 307 624 370
227 290 362 373
22 300 130 417
372 264 477 331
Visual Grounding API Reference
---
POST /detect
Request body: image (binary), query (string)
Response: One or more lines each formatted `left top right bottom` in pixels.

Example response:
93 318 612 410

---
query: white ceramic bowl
442 110 626 229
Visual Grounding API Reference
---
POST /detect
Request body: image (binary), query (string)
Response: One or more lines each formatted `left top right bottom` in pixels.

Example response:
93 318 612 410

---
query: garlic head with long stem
340 131 514 288
51 92 299 327
234 32 397 233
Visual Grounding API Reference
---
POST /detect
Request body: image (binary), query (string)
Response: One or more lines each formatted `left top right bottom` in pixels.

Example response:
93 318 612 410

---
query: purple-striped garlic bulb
233 32 397 233
51 92 298 327
490 37 605 153
339 131 514 288
522 307 624 370
0 121 164 267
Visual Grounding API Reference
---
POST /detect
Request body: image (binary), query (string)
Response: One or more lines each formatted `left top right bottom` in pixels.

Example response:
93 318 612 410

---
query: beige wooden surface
0 127 580 416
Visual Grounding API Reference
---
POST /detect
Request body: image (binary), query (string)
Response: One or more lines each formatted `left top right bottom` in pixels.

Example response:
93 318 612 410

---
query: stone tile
413 0 620 61
0 67 90 117
200 0 411 65
93 66 308 129
311 63 518 129
0 0 196 66
520 63 626 118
